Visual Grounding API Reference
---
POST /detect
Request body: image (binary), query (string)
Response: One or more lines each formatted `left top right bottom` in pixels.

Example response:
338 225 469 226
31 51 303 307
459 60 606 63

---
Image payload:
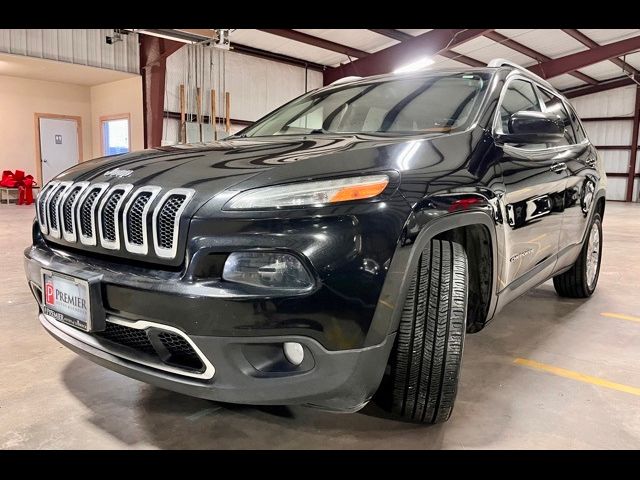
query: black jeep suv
25 59 605 423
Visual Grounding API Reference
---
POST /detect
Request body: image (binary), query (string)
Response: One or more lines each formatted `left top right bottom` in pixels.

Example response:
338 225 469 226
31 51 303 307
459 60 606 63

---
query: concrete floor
1 202 639 449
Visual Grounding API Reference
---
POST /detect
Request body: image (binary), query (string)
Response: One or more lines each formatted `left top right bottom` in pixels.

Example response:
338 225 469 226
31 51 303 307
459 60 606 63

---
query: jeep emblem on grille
104 168 133 178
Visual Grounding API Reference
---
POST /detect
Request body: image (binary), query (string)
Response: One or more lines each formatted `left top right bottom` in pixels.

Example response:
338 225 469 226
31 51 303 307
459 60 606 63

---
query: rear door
493 77 569 288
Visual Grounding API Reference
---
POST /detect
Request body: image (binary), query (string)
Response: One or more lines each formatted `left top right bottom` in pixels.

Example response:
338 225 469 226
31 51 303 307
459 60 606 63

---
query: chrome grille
38 182 193 260
157 195 186 249
127 192 152 245
47 185 66 231
80 189 101 237
102 190 123 241
63 187 82 234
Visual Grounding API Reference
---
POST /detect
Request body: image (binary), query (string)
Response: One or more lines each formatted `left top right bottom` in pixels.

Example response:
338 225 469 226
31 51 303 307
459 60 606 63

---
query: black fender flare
364 210 499 347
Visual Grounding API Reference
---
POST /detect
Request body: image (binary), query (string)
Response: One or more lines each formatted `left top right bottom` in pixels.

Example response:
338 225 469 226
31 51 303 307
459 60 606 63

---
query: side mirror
496 111 565 144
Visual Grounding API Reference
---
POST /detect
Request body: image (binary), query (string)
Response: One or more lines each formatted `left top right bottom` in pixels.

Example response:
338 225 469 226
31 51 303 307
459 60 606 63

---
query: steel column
626 86 640 202
140 35 185 149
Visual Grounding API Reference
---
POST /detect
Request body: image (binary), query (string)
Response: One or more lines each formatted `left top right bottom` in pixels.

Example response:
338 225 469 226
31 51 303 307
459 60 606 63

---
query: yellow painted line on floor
601 312 640 323
513 358 640 397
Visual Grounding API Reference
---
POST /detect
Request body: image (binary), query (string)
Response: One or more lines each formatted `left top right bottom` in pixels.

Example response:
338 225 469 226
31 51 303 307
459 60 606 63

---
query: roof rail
487 58 554 89
330 76 363 86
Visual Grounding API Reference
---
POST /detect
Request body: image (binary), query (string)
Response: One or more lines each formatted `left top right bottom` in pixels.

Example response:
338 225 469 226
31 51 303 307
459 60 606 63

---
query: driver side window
498 79 542 133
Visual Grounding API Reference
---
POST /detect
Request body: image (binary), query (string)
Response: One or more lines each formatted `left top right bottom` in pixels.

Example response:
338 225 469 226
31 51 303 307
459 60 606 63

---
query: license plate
41 269 92 331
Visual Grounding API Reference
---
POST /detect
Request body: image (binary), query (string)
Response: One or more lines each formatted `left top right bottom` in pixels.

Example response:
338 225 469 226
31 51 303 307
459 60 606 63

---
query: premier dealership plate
41 269 92 331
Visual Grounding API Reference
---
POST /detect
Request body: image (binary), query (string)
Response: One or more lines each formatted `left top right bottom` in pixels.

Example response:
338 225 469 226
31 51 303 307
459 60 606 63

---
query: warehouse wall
0 29 139 74
162 45 324 144
570 85 639 201
90 76 144 157
0 75 92 182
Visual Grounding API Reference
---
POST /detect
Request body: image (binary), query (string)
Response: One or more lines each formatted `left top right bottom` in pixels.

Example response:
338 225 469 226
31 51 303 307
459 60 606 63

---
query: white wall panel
25 29 42 58
570 85 636 117
164 45 323 144
606 177 627 201
57 29 74 63
583 120 633 145
0 29 138 74
601 150 630 174
9 29 27 55
42 29 59 60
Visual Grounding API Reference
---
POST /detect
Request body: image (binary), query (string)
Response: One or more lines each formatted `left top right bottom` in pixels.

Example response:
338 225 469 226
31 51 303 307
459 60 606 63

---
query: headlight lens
222 252 314 290
224 174 389 210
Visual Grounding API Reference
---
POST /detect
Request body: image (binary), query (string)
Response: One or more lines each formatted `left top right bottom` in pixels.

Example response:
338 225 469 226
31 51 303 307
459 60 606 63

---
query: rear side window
537 88 577 145
567 104 588 143
498 79 542 133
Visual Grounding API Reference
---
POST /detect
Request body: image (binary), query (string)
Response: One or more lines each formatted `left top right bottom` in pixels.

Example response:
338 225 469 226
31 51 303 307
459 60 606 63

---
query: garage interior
1 28 640 449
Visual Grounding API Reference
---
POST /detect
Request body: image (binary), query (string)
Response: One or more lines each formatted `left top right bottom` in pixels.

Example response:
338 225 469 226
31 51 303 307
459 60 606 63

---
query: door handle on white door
550 162 567 173
42 158 48 163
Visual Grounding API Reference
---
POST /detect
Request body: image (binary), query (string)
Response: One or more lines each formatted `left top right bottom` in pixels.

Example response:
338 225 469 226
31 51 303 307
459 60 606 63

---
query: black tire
553 213 603 298
388 239 468 424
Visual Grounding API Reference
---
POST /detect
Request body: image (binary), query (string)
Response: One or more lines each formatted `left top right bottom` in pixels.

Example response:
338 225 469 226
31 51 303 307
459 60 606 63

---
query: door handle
550 162 567 173
42 158 48 163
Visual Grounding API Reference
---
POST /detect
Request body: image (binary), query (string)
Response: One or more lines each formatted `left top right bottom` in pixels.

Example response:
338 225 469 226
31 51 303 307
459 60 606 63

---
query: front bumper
25 245 396 412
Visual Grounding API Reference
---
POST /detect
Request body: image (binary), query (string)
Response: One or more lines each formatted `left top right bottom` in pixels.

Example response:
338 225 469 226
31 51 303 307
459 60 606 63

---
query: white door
39 117 80 184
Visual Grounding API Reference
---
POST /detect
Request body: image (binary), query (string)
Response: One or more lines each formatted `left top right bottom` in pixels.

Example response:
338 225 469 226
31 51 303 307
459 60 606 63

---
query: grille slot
157 195 186 249
127 192 152 245
152 188 194 258
48 187 65 231
102 190 123 242
63 187 82 234
79 188 101 238
95 321 205 373
38 184 54 225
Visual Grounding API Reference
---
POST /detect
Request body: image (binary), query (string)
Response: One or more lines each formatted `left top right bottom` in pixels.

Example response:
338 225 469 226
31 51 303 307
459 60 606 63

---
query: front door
535 90 601 262
493 77 569 288
39 117 80 184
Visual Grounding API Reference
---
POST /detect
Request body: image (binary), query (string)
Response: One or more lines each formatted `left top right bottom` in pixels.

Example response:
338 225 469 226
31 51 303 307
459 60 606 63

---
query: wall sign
55 135 62 144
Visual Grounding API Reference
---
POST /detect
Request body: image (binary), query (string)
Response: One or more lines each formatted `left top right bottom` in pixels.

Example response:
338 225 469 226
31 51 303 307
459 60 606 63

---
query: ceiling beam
147 29 325 71
529 34 640 79
324 29 490 84
258 29 370 59
484 30 598 85
368 29 412 42
438 50 486 68
562 76 637 98
561 29 640 78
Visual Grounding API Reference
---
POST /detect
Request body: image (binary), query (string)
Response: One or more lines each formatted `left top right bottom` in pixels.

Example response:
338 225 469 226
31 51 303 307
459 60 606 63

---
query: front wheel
386 239 468 424
553 212 603 298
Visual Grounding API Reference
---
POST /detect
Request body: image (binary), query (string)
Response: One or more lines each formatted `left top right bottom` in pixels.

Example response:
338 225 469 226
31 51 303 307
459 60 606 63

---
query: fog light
283 342 304 366
222 252 313 290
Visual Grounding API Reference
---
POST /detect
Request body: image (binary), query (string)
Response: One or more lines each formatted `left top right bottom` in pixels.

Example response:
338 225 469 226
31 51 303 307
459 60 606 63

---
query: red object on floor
2 170 38 205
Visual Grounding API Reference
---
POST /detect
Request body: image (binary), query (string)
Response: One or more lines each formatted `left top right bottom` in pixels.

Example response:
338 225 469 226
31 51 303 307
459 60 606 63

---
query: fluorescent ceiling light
134 29 195 44
393 57 434 74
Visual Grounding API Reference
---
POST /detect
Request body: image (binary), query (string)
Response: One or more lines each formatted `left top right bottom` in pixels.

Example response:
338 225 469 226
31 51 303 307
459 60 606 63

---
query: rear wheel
387 239 468 424
553 213 602 298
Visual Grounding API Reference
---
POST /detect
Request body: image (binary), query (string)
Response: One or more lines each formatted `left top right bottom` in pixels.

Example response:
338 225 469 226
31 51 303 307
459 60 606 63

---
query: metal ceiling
143 29 640 97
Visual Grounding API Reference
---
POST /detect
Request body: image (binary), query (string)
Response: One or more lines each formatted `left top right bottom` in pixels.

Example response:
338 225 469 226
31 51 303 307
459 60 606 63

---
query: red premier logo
45 282 55 305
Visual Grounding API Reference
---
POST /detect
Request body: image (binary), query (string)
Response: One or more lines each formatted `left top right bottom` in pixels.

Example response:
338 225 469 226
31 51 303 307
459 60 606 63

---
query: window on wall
101 116 130 156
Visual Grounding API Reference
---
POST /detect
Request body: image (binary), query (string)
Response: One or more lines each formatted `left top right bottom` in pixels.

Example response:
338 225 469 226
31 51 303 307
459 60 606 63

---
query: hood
54 134 428 208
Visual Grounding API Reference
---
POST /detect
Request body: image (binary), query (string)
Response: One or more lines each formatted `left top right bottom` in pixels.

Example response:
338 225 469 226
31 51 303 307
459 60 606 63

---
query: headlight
224 174 389 210
222 252 314 291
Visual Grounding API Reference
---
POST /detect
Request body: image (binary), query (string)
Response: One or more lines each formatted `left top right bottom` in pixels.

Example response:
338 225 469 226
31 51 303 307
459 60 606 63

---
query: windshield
238 72 491 138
